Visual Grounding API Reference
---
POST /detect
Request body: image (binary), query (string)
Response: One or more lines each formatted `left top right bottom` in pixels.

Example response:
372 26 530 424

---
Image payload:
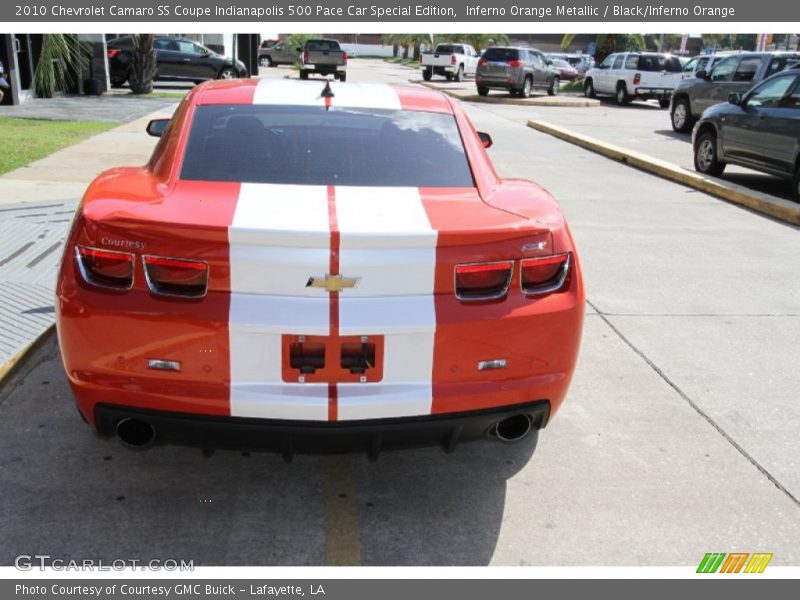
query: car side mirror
146 118 170 138
546 59 553 65
477 131 493 149
695 69 708 80
728 92 743 106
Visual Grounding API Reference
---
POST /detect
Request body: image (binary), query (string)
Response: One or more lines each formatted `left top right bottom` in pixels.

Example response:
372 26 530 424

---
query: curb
527 119 800 226
0 324 55 392
415 81 600 107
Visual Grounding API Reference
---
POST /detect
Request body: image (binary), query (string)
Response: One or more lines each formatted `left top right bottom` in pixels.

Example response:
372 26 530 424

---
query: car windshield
181 105 475 188
306 40 339 52
482 48 519 62
435 44 460 54
638 55 682 72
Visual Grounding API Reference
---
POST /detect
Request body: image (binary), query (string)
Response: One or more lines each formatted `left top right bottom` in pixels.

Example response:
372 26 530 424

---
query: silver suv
476 46 559 98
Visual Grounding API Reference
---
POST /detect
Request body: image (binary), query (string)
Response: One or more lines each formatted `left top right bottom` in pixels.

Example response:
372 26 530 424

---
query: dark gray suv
692 69 800 199
671 51 800 132
476 46 559 98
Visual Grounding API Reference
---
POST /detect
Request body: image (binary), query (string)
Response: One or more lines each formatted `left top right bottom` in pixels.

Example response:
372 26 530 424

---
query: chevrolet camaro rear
55 79 584 459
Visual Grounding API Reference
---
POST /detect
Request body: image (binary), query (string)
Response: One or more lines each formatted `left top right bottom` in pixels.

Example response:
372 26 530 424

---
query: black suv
107 36 247 87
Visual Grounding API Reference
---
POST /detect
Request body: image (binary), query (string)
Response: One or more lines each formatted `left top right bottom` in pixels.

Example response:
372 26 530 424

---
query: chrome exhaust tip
115 418 156 449
491 414 533 443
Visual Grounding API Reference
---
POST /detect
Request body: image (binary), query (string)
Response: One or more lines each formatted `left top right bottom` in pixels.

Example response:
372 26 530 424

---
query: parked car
55 79 585 458
258 40 297 67
420 43 480 82
550 58 580 82
584 52 683 107
476 46 560 98
680 53 732 80
671 51 800 132
107 36 247 87
298 38 347 81
547 53 595 74
692 69 800 199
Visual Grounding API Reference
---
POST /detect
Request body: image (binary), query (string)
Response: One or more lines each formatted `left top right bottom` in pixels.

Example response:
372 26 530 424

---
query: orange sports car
56 79 584 460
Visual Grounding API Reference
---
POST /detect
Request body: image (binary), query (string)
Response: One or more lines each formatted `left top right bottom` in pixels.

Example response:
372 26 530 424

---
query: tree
33 34 89 98
561 34 645 63
442 33 510 51
128 34 157 95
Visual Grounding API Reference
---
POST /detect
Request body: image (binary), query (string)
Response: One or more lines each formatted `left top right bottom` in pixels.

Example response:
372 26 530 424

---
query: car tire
110 75 128 88
694 131 726 177
422 67 432 81
616 83 630 105
299 69 309 80
671 97 695 133
218 67 236 80
477 85 489 96
548 76 559 96
454 65 464 82
339 72 347 83
445 73 453 82
584 78 596 98
658 97 670 109
520 76 532 98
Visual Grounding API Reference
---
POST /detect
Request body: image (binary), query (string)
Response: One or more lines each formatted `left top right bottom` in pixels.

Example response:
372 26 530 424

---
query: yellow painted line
0 324 55 389
323 454 362 566
527 119 800 226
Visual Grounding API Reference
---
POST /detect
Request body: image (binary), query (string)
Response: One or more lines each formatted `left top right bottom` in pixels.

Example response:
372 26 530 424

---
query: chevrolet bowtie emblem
306 274 360 293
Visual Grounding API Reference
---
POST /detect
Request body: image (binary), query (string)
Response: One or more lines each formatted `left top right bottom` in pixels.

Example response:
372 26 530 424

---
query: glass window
733 57 761 82
683 57 698 73
766 55 800 77
154 38 174 51
709 56 738 81
176 41 206 55
599 54 615 68
612 55 625 69
626 55 639 69
306 40 340 52
746 74 799 107
482 48 520 62
637 54 682 72
181 105 475 188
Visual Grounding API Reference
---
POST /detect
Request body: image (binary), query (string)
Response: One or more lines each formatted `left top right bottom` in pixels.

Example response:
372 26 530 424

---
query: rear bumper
634 87 673 99
94 400 550 459
475 75 519 90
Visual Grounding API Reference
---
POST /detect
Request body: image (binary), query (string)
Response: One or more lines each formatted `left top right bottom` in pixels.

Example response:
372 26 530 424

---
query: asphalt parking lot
1 59 799 567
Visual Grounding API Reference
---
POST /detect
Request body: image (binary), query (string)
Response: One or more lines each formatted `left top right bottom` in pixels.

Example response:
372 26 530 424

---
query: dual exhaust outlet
114 413 534 450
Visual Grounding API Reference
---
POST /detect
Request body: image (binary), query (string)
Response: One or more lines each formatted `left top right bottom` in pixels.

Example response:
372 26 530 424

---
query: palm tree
128 34 157 94
561 34 645 63
33 34 89 98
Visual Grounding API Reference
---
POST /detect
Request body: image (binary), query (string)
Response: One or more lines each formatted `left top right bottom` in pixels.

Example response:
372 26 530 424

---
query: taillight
303 51 309 63
633 72 641 86
451 54 457 65
343 51 348 64
507 59 523 68
107 48 120 59
520 254 571 296
143 255 209 298
454 261 513 301
478 57 487 66
75 246 134 290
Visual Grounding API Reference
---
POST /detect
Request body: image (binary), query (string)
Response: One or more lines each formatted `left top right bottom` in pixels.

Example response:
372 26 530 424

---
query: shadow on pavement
0 332 531 565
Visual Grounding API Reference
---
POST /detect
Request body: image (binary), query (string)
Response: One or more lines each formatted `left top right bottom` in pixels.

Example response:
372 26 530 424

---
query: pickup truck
584 52 683 107
420 43 479 82
298 39 347 81
670 51 800 132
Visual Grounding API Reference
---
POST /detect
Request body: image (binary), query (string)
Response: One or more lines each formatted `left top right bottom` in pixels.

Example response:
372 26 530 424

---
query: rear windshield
638 55 683 72
180 105 474 188
482 48 519 62
306 40 340 52
435 44 460 54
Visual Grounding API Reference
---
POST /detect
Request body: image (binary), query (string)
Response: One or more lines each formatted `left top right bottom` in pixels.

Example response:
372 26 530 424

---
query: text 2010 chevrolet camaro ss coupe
56 79 584 460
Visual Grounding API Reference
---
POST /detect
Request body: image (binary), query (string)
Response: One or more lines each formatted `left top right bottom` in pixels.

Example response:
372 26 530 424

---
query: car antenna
320 79 335 110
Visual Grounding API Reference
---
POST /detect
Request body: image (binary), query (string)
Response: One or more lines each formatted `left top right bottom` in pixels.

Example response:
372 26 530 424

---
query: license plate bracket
282 334 385 383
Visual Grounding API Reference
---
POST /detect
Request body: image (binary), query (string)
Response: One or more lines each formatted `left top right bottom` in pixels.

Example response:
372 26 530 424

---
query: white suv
584 52 684 107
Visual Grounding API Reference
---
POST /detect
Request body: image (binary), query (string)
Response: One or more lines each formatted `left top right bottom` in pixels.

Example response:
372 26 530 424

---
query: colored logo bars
697 552 773 573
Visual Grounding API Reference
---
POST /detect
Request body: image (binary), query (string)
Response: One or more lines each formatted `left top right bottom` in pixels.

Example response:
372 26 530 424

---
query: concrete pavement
1 63 799 566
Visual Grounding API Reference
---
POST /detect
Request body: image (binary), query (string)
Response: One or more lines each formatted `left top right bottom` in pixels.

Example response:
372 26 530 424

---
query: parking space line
323 454 362 565
587 299 800 509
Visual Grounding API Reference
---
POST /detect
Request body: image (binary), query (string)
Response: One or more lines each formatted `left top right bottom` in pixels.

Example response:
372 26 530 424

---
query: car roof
193 79 455 114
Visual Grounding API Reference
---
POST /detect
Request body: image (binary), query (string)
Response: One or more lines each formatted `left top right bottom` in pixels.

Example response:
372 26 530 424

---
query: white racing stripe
253 79 401 110
335 186 438 419
229 183 330 420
